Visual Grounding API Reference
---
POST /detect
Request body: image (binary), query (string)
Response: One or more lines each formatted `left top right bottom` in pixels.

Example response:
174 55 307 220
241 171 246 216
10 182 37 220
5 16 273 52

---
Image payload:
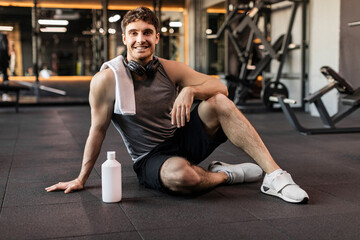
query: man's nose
136 33 145 42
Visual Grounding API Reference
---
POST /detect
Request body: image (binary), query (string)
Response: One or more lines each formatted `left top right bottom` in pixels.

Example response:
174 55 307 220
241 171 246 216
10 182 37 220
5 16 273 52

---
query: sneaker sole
261 184 309 204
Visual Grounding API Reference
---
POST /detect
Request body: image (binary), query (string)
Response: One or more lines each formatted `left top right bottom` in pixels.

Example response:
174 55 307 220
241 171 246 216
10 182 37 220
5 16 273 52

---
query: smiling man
46 7 309 204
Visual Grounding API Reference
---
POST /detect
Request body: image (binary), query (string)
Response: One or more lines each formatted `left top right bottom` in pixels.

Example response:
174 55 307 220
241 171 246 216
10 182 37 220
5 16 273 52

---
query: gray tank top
111 62 178 162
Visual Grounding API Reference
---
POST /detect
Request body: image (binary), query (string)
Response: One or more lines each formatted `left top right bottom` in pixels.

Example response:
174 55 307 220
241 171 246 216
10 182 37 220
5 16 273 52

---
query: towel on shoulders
100 55 136 115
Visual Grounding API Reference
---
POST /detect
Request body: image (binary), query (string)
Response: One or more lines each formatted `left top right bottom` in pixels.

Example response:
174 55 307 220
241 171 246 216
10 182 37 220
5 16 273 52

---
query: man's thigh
133 103 227 192
177 103 227 164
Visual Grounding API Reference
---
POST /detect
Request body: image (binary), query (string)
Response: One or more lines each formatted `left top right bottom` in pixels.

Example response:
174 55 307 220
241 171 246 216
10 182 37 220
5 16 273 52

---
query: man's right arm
45 69 115 193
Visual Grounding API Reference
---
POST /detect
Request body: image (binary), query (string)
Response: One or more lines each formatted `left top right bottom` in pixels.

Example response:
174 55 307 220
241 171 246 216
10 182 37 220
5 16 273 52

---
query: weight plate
261 81 289 109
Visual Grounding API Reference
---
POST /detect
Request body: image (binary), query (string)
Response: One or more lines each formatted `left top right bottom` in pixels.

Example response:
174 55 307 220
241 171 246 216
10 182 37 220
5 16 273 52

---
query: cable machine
209 0 307 109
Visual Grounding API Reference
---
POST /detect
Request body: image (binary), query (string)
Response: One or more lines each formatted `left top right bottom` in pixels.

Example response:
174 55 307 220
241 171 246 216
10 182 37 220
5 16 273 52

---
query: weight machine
272 66 360 135
208 0 307 109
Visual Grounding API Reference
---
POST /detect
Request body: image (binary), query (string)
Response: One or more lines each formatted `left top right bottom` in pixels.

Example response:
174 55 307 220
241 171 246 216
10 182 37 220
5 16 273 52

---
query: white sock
266 169 283 180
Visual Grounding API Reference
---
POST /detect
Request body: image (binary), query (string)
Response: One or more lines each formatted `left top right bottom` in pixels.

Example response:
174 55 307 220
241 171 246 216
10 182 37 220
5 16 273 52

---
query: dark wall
340 0 360 87
20 13 33 75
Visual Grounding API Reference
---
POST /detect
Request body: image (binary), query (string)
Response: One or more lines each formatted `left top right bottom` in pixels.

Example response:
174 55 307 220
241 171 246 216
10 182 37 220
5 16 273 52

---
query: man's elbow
220 84 229 97
224 88 229 97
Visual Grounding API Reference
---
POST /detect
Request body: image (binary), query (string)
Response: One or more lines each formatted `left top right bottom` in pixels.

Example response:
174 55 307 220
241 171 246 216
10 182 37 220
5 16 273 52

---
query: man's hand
45 178 84 194
171 87 194 128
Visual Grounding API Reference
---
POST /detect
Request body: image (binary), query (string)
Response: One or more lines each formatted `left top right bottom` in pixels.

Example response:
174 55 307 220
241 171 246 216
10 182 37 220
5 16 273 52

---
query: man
0 32 9 83
46 7 308 203
0 32 10 101
39 63 56 79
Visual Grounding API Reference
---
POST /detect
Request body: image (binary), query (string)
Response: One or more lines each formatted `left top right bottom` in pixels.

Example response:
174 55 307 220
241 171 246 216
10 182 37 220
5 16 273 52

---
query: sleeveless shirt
111 60 178 162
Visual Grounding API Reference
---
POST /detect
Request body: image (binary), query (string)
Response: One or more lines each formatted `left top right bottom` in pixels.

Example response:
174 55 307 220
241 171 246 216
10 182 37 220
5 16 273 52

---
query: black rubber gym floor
0 105 359 239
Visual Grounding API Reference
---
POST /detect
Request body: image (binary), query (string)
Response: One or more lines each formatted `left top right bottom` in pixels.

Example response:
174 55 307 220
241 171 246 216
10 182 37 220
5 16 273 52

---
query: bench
271 66 360 135
0 82 30 113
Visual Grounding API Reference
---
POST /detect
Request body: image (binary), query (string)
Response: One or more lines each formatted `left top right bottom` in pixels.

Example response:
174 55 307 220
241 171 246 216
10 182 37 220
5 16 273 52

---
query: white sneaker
208 161 263 184
261 170 309 203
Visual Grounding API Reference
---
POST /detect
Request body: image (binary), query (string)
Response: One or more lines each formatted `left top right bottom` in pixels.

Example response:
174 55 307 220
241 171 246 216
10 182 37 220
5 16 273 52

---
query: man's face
122 20 159 64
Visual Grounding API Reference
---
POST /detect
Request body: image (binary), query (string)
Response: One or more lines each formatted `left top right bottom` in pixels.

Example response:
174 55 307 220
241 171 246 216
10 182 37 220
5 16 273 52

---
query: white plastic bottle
101 151 122 203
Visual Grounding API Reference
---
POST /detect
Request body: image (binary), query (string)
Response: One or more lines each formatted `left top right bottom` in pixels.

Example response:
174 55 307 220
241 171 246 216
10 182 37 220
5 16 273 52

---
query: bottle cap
107 151 116 160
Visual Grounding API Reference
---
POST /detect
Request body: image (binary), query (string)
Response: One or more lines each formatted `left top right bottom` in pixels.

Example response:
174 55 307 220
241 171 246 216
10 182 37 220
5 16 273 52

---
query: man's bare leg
198 93 280 174
159 94 275 195
160 156 228 194
197 94 308 203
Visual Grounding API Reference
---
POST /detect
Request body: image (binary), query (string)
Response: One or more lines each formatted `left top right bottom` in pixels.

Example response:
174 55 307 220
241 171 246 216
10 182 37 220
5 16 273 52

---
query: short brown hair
121 7 160 33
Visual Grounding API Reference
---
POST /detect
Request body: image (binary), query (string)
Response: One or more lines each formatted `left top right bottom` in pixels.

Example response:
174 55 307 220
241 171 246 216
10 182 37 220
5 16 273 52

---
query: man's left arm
161 59 228 128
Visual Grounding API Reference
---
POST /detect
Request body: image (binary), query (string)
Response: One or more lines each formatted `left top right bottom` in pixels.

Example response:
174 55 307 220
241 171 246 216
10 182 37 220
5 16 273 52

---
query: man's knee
203 93 237 117
160 157 201 193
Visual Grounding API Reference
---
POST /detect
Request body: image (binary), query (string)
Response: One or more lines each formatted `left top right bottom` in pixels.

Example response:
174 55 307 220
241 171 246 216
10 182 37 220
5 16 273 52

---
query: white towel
100 55 136 115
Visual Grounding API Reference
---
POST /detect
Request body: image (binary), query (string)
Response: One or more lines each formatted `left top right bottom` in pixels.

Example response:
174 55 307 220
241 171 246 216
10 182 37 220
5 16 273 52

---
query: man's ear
122 34 126 45
155 32 160 44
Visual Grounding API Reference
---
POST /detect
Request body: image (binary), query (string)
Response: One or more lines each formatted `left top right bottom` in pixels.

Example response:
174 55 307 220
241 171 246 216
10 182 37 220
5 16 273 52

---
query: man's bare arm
46 69 115 193
161 59 228 128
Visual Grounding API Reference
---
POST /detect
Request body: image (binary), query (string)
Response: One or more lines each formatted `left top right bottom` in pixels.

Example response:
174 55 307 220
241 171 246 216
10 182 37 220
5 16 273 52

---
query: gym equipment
271 66 360 135
0 82 30 113
26 1 67 99
209 0 305 108
261 81 289 109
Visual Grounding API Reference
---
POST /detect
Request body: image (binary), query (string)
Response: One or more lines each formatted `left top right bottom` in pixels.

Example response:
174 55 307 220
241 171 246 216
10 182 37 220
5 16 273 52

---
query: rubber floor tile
311 182 360 206
120 191 257 231
53 231 143 240
3 179 102 207
12 151 84 168
217 186 360 220
139 220 289 240
266 211 360 240
8 163 100 184
0 201 134 239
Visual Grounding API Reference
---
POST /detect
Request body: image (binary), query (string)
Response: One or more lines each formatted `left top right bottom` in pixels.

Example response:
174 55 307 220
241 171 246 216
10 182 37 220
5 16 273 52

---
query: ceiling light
169 21 182 27
38 19 69 26
40 27 67 33
0 26 14 31
109 14 121 23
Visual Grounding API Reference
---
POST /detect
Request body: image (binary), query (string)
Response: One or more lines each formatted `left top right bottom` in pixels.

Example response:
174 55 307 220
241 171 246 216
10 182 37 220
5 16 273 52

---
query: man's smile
134 45 150 50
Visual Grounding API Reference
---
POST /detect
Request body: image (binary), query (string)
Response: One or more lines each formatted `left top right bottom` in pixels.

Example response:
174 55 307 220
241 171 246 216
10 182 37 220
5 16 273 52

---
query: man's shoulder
93 68 114 81
90 69 116 102
159 58 180 66
159 58 191 83
91 68 115 89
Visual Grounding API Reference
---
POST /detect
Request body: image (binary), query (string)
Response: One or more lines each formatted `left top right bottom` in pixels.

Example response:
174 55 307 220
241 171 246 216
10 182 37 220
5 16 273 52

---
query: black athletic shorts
133 103 228 193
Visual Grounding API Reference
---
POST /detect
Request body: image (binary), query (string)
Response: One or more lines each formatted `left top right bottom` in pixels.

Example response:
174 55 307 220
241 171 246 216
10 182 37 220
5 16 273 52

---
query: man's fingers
176 105 182 128
65 182 83 194
186 106 190 122
171 108 175 125
45 182 69 192
46 179 83 194
45 185 56 192
172 104 191 127
45 183 61 192
180 106 185 126
64 185 75 194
